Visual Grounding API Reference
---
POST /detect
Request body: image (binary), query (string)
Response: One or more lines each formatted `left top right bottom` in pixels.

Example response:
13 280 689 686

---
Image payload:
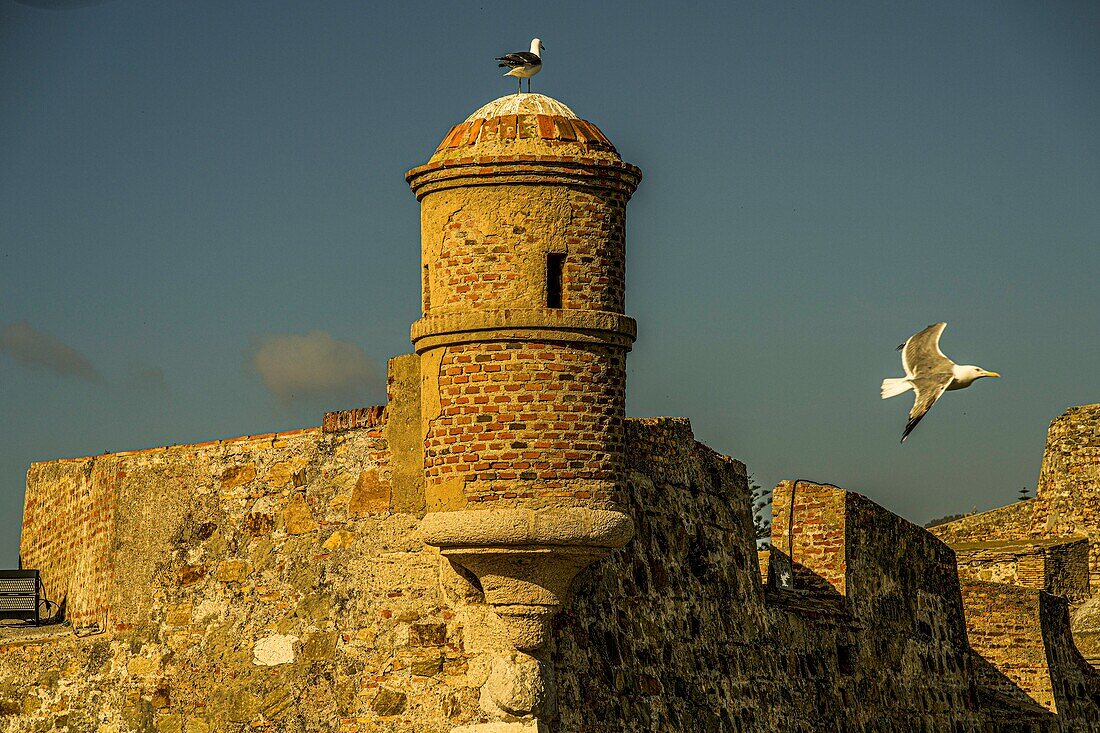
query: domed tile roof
464 93 578 121
423 93 620 164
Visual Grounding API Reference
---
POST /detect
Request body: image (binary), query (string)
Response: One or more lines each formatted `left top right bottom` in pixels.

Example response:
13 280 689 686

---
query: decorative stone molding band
406 159 642 200
411 309 637 353
420 507 635 549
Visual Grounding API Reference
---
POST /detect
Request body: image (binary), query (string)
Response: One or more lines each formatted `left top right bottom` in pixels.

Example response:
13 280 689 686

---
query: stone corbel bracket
421 507 634 652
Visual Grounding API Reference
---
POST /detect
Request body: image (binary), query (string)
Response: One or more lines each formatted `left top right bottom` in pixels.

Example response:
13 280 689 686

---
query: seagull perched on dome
497 38 544 94
881 322 1000 442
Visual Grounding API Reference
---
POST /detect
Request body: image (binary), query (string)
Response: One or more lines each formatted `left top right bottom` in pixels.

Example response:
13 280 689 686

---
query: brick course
424 341 625 507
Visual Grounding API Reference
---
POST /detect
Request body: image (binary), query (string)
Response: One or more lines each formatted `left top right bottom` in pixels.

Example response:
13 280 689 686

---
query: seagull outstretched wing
900 322 953 378
902 375 952 441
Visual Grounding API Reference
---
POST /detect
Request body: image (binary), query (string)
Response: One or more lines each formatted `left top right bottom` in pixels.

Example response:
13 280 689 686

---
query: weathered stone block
349 469 390 514
219 463 256 490
371 687 407 716
282 495 317 534
322 529 357 550
302 631 337 661
252 634 297 666
409 622 448 647
265 459 309 489
216 559 252 584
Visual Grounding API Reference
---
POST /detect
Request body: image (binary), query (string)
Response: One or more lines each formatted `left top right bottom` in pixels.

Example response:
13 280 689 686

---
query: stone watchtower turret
407 93 640 512
406 93 641 725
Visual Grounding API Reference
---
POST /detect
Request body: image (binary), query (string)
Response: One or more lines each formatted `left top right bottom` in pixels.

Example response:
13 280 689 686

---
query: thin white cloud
250 330 381 404
0 322 102 382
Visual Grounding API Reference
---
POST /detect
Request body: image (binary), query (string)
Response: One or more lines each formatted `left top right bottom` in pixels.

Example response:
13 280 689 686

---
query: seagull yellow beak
986 371 1001 378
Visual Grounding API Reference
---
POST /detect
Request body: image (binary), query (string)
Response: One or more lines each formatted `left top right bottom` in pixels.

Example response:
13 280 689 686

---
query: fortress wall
550 417 769 732
934 404 1100 587
929 499 1041 545
1045 538 1091 600
769 481 847 594
1037 590 1100 730
961 579 1100 730
2 407 520 733
6 410 1099 731
952 539 1091 601
962 581 1057 712
842 490 980 726
954 543 1045 588
552 424 995 732
1037 404 1100 500
1036 404 1100 584
767 483 981 727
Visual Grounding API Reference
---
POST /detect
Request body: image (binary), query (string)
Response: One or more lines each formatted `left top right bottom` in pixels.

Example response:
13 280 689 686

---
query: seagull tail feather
880 377 912 399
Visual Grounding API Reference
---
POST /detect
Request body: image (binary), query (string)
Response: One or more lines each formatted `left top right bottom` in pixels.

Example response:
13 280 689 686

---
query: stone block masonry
933 403 1100 680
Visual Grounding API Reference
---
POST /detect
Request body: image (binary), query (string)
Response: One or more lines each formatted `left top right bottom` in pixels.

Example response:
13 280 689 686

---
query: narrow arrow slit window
546 253 565 308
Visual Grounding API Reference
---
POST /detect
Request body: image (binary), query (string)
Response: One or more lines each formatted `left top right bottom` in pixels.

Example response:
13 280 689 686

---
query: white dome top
465 93 578 121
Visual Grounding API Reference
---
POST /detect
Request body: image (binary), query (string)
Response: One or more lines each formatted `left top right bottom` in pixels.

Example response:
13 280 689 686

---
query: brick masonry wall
20 459 118 628
961 579 1100 728
421 186 627 316
962 581 1059 714
424 341 625 508
769 481 847 595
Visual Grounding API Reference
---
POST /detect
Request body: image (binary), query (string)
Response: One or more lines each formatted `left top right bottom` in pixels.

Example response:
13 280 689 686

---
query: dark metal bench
0 569 42 625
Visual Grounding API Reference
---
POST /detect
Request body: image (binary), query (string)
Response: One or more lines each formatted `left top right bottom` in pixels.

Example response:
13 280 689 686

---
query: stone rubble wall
550 421 1063 732
3 415 500 733
933 404 1100 586
5 414 1100 731
952 538 1091 601
769 482 982 730
1036 404 1100 584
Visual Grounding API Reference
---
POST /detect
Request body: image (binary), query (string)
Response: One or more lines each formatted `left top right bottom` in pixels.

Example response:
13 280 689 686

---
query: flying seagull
497 38 544 94
881 322 1000 442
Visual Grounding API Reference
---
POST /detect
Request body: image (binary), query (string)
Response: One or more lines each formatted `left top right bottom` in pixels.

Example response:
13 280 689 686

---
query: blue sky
1 0 1097 563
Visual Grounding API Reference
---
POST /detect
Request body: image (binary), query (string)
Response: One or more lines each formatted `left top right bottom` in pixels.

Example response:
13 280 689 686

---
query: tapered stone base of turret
421 507 633 653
